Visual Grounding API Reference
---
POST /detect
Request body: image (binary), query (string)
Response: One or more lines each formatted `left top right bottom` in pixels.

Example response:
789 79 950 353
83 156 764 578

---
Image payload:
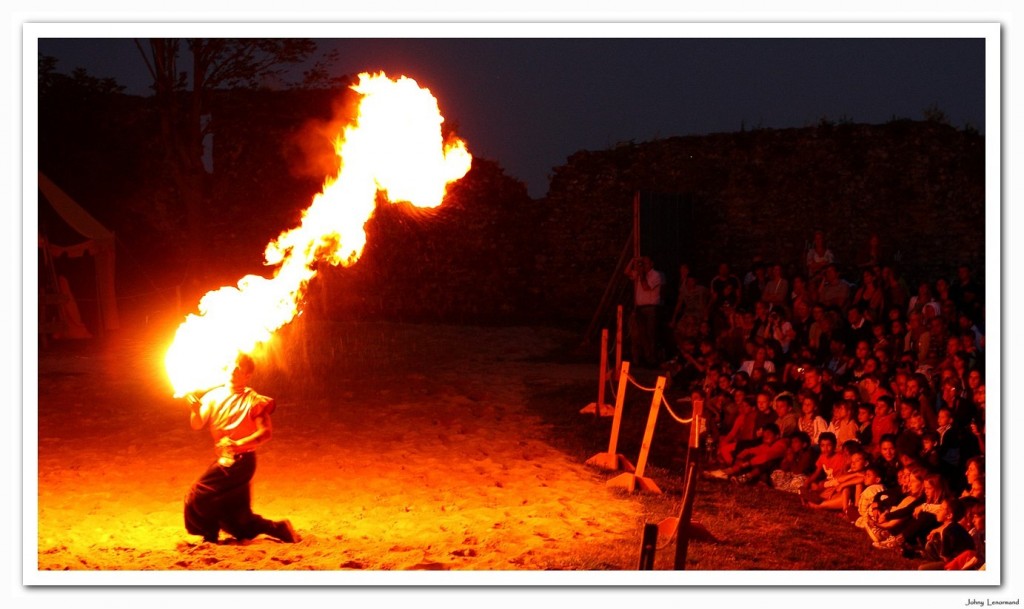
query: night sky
36 36 986 198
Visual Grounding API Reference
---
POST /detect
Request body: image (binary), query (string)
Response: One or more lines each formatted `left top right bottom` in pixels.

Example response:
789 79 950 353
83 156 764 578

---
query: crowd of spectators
655 230 986 570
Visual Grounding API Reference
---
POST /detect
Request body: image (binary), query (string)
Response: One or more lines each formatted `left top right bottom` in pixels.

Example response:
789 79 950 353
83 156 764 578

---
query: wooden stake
638 523 658 570
607 375 666 493
585 362 635 472
615 305 623 375
674 399 707 569
580 329 615 417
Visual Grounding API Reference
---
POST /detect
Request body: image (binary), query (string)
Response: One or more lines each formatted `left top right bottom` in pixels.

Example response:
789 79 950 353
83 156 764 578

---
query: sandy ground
34 321 651 574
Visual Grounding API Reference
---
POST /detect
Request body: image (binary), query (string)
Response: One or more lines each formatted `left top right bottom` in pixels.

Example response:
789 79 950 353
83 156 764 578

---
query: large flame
165 72 472 396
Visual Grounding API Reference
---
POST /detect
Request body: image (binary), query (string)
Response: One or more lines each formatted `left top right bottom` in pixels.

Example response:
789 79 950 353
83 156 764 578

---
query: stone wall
538 121 985 324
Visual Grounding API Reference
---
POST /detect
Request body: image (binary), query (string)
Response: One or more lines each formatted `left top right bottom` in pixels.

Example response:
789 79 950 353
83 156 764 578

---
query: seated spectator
806 229 836 284
960 456 985 501
762 307 794 356
915 497 975 569
709 262 742 337
945 502 985 570
676 338 718 387
919 431 941 471
797 393 829 445
716 393 757 466
870 396 900 455
800 432 848 506
770 431 817 493
934 406 964 484
853 464 887 528
732 370 751 395
743 260 768 310
895 401 925 459
705 369 735 433
965 369 983 404
873 346 894 380
739 345 776 377
818 264 851 310
790 275 815 310
805 448 870 515
867 466 928 547
939 375 978 431
905 372 938 431
751 389 779 440
852 268 886 322
855 402 874 447
704 423 787 484
847 316 874 357
858 373 889 406
826 400 860 447
871 321 892 353
879 472 950 552
761 263 789 309
881 266 910 313
669 264 709 347
908 282 937 318
872 435 901 491
748 367 768 394
825 337 853 382
773 393 799 438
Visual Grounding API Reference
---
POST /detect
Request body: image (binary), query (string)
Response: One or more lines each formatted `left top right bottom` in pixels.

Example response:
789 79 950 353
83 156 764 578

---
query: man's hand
216 436 238 455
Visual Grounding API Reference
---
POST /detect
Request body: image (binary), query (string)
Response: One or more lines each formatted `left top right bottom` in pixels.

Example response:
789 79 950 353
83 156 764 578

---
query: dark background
34 38 986 340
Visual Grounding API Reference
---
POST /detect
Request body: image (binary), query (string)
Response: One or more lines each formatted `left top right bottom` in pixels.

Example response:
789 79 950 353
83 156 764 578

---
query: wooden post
615 305 623 376
659 401 708 540
673 399 705 570
638 523 658 570
607 375 666 493
585 362 635 472
580 329 614 417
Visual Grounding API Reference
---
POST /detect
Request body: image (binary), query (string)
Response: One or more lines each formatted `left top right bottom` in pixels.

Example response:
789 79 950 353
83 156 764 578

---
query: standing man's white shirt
635 268 664 306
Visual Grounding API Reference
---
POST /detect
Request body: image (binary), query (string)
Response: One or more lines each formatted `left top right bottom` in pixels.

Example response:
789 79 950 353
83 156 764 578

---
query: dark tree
133 38 318 282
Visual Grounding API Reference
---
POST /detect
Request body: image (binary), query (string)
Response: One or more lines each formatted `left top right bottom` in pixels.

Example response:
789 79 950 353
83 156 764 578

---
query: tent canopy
38 171 120 331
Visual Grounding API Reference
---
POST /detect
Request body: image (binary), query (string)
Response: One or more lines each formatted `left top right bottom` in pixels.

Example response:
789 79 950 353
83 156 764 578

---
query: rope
621 372 698 424
660 394 695 425
624 373 659 392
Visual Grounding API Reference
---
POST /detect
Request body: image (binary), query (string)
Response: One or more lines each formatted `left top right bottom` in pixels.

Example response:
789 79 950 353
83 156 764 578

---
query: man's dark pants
184 452 277 542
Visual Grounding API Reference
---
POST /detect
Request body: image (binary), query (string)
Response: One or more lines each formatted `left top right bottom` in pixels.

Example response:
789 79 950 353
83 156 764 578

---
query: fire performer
182 353 299 544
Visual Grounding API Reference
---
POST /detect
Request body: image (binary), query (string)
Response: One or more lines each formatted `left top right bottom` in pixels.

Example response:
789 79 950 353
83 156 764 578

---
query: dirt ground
34 320 658 574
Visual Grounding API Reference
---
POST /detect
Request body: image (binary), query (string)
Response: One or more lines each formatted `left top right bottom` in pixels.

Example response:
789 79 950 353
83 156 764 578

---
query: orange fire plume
165 72 472 396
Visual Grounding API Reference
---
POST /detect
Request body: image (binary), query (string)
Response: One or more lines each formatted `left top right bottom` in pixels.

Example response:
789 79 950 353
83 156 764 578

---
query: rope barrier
624 373 659 392
621 372 696 424
659 395 695 425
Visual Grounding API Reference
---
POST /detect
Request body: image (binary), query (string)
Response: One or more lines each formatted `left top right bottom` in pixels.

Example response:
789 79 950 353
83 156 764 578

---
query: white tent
38 171 120 337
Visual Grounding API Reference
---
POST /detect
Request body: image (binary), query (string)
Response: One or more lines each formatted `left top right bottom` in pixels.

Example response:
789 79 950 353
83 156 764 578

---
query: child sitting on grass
915 496 975 569
944 501 985 570
799 432 848 506
805 448 870 515
704 423 787 483
770 431 817 493
866 465 927 547
870 396 900 456
853 464 887 528
716 394 757 466
919 430 941 471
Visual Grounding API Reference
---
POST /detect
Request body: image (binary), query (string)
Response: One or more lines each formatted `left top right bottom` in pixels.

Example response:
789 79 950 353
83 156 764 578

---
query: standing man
625 256 664 368
183 353 299 544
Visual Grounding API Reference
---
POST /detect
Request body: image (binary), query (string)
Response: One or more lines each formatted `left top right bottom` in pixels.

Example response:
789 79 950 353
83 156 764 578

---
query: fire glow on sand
164 72 473 396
